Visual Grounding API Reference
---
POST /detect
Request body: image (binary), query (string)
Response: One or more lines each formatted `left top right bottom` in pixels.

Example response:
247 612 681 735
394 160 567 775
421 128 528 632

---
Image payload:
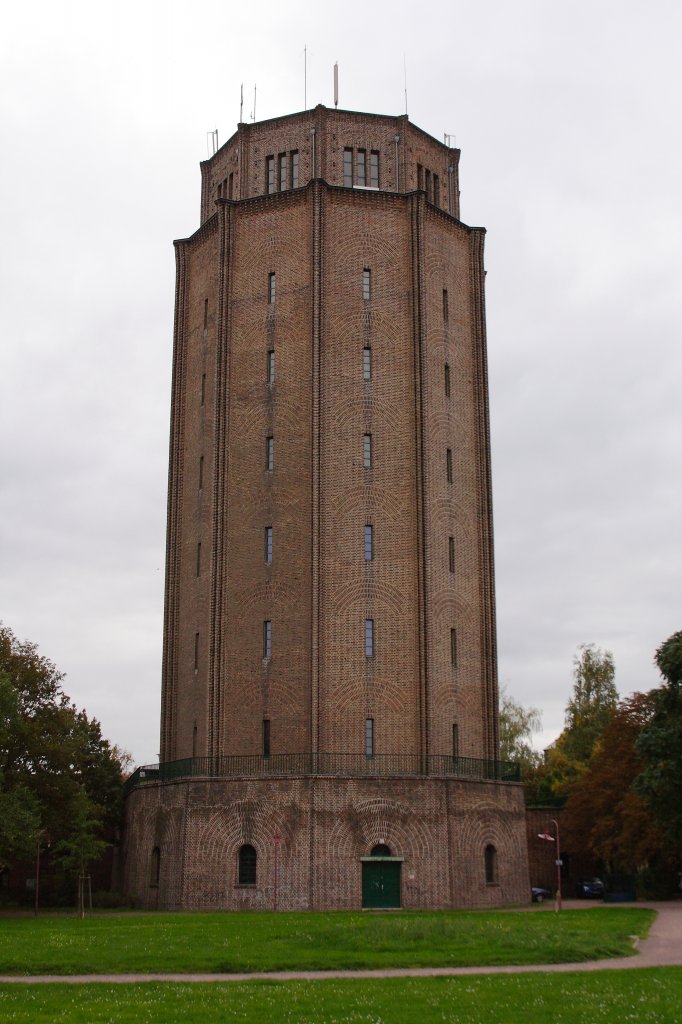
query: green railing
124 752 520 797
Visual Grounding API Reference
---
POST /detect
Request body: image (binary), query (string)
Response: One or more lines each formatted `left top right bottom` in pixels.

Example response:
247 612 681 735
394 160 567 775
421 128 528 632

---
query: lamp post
537 818 562 912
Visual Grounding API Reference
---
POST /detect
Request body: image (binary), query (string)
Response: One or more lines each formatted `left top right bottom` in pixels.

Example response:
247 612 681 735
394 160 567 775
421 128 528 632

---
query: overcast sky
1 0 680 765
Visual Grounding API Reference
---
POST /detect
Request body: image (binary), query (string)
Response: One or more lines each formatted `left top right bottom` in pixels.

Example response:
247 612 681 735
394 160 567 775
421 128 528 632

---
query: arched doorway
361 844 402 908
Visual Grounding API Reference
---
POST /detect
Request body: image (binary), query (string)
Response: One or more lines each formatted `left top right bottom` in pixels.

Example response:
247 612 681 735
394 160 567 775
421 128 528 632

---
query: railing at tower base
123 752 520 798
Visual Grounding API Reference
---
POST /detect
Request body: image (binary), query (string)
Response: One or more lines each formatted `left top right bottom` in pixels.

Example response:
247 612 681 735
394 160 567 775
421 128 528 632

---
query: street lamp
537 818 562 912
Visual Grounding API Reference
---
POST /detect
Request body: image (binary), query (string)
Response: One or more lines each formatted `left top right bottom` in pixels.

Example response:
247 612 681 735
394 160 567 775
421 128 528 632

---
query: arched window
484 844 497 884
371 843 392 857
150 846 160 887
238 844 257 885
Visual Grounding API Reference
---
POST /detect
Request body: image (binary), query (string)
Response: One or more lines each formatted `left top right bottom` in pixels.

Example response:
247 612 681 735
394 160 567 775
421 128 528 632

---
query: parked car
531 886 552 903
575 878 605 899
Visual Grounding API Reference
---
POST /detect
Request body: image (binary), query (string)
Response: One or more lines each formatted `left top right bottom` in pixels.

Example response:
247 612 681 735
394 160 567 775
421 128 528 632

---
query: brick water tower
122 104 529 910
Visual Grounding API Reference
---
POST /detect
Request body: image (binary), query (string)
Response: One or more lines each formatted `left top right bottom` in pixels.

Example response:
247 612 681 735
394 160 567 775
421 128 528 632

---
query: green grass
0 969 680 1023
0 908 653 975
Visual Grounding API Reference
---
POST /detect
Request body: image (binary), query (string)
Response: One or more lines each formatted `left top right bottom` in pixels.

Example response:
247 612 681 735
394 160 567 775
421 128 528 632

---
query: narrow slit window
369 151 379 188
196 542 201 577
266 436 274 472
262 718 271 757
291 151 299 188
448 536 455 574
263 620 272 659
194 631 200 670
266 156 276 194
450 627 458 668
452 723 459 760
363 346 372 381
199 455 204 490
267 349 275 385
365 619 374 658
417 163 424 190
365 717 374 757
364 524 374 561
356 149 366 187
343 147 353 187
278 152 288 191
485 844 497 885
238 844 257 885
443 288 449 323
363 268 371 301
265 526 273 565
150 847 160 887
446 448 453 483
228 172 234 199
201 373 206 406
444 363 451 397
203 298 208 333
268 272 276 305
363 433 372 469
433 173 440 205
425 168 432 202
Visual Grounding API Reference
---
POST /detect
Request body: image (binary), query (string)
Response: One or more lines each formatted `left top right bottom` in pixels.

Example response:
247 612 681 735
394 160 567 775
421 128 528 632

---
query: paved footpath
1 901 680 984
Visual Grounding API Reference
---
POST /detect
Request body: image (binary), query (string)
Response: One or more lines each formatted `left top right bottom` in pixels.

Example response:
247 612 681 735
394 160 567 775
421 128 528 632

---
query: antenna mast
240 83 244 123
334 62 338 108
403 54 408 115
304 45 307 109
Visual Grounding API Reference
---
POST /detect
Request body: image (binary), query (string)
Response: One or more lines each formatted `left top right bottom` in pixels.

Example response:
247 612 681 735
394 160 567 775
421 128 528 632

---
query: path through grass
0 908 653 975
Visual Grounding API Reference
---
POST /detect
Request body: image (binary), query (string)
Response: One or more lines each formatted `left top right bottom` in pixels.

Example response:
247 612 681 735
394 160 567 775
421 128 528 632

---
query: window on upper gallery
278 152 288 191
291 151 299 188
369 151 379 188
364 524 374 561
268 271 276 305
363 268 371 301
267 349 275 385
199 455 204 490
266 156 276 194
217 182 223 200
433 173 440 205
262 718 271 757
365 619 374 658
265 526 273 565
448 536 455 575
443 288 449 323
363 433 372 469
446 448 453 483
450 627 458 668
356 149 366 187
194 632 200 670
238 844 257 885
228 172 234 199
343 147 353 187
452 723 459 760
196 542 201 577
365 717 374 757
363 346 372 382
266 436 274 472
485 844 497 885
263 620 272 658
417 163 424 190
444 363 451 398
425 168 432 203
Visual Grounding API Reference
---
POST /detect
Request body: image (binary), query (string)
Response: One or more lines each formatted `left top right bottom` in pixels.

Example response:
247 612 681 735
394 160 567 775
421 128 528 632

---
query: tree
0 623 126 888
563 693 666 878
53 786 110 916
560 644 618 764
634 630 682 849
498 687 542 775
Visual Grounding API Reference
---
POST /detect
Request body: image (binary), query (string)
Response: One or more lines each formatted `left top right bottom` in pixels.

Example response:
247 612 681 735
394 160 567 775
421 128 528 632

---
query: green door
362 860 401 908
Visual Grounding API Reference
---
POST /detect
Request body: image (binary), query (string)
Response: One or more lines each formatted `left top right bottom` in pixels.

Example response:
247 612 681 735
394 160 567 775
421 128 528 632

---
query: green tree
498 687 542 774
634 630 682 849
0 623 125 886
561 644 618 763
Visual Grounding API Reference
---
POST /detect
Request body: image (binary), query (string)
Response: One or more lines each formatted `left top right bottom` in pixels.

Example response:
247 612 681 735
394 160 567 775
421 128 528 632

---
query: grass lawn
0 968 679 1023
0 908 653 975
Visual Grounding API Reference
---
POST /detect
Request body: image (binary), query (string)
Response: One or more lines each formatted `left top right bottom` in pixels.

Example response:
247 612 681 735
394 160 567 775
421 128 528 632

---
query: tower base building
122 105 529 910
